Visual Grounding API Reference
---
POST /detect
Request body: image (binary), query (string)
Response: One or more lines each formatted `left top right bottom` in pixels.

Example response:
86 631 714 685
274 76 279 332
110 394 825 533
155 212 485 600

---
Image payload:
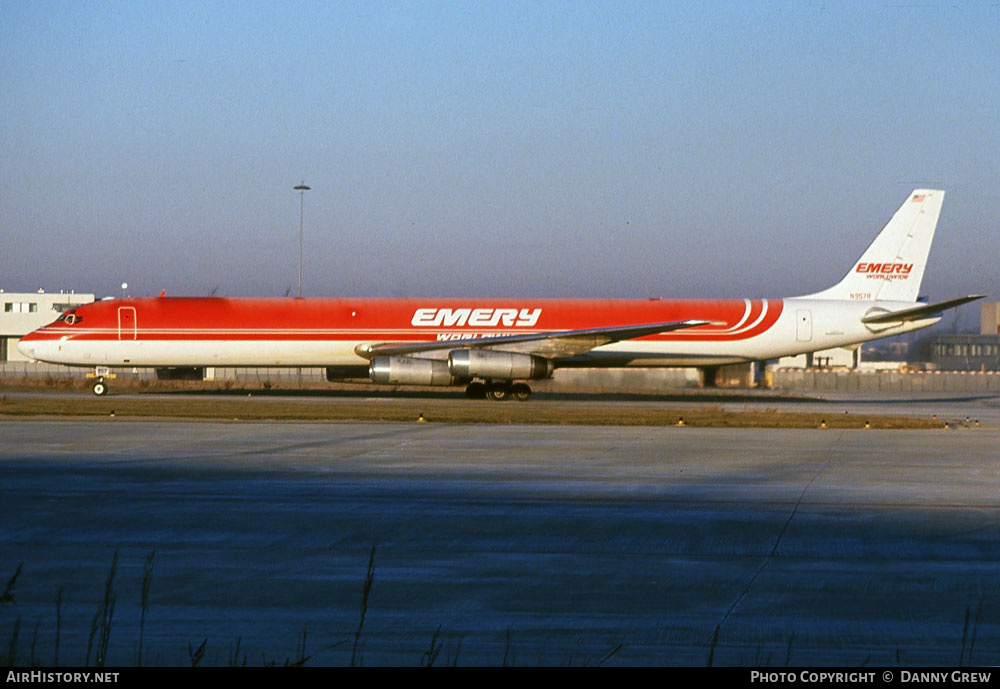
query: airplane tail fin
800 189 944 302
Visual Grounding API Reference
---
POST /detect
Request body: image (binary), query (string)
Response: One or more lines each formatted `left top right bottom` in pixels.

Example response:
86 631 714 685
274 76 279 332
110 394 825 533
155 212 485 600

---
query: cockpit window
57 311 82 325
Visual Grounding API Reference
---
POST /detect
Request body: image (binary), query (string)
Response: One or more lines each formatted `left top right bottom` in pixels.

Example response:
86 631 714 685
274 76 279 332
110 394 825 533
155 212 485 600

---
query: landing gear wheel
511 383 532 402
92 379 108 396
465 382 487 399
486 382 511 402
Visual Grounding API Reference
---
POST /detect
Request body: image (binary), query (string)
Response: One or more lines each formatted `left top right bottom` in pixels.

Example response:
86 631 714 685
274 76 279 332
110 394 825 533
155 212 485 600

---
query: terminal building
929 302 1000 372
0 290 95 361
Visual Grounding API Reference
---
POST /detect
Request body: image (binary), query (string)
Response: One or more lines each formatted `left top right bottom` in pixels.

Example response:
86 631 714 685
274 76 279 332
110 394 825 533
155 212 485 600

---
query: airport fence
771 369 1000 393
3 362 999 393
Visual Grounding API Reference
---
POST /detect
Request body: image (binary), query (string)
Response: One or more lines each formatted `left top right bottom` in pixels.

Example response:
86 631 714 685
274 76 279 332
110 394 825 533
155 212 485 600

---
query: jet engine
448 350 553 380
369 356 462 386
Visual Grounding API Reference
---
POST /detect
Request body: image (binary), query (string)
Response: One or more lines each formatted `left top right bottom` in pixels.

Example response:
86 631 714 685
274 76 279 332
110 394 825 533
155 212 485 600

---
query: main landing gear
465 381 532 402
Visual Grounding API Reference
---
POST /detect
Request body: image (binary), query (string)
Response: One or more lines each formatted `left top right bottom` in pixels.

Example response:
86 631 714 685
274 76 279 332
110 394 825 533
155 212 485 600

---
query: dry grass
0 394 942 429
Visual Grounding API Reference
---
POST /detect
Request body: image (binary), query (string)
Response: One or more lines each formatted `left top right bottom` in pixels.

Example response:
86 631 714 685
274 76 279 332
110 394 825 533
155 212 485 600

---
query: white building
0 290 95 361
777 345 861 370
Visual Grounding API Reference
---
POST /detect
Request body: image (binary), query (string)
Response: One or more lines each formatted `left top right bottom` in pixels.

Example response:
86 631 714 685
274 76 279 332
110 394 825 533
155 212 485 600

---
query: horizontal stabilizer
861 295 987 325
357 319 722 359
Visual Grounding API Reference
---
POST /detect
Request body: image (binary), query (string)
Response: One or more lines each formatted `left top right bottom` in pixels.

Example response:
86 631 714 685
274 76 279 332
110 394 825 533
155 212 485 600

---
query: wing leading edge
354 319 722 360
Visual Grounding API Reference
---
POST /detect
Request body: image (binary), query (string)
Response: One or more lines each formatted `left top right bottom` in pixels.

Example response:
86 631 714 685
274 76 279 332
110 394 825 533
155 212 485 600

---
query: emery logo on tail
411 307 542 328
855 263 912 281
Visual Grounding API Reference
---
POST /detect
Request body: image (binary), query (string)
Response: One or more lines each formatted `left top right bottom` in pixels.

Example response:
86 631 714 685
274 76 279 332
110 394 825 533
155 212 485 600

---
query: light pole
294 182 311 297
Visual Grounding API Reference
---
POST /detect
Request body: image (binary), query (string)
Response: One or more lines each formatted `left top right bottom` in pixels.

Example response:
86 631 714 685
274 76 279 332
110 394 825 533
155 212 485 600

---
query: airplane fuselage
18 295 936 369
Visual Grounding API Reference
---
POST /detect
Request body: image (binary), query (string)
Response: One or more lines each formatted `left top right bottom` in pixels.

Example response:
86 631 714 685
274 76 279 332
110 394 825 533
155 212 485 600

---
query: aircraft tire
511 383 532 402
92 380 108 396
486 383 511 402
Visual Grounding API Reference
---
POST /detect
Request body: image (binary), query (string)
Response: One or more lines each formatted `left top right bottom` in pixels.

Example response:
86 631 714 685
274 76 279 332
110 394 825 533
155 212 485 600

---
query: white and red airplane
19 189 984 400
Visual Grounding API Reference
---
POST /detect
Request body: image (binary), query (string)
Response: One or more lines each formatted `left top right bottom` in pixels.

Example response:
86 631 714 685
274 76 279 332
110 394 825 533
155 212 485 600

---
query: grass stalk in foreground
350 544 376 667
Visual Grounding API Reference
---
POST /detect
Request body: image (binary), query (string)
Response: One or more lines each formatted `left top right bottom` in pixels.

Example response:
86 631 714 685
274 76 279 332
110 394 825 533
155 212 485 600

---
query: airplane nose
17 330 60 362
16 339 36 359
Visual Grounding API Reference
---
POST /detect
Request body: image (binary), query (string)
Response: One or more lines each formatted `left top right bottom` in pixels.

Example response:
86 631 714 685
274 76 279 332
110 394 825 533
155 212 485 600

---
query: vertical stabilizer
800 189 944 302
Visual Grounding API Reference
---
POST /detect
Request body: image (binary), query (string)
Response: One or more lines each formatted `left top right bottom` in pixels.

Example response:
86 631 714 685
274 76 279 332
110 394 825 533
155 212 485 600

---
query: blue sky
1 1 997 311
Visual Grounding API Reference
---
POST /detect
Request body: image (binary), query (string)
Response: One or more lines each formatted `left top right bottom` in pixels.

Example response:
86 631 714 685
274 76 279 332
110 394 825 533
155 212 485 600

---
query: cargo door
118 306 137 340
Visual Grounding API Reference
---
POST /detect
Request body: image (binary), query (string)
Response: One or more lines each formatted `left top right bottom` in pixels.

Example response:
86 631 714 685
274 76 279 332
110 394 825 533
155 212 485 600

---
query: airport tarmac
1 395 999 666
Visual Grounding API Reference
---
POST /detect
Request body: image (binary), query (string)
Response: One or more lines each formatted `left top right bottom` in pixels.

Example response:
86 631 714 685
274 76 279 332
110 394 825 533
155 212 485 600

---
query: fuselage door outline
118 306 137 340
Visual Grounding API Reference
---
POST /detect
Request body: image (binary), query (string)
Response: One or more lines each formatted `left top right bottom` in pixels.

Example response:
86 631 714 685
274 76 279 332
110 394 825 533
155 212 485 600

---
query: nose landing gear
87 367 115 396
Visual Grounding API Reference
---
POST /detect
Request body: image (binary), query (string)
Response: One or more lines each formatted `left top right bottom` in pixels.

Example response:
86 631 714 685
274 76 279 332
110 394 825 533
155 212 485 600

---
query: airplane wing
354 319 722 360
861 294 987 325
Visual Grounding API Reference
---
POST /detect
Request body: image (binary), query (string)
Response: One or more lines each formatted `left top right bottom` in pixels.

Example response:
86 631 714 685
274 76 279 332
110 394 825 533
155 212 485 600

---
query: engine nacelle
369 356 460 386
448 350 553 380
